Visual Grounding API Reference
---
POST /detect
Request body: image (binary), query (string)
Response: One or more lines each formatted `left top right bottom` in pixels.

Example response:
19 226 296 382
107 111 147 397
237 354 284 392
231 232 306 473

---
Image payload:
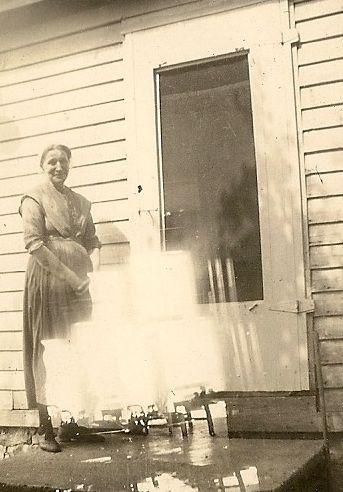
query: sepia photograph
0 0 341 490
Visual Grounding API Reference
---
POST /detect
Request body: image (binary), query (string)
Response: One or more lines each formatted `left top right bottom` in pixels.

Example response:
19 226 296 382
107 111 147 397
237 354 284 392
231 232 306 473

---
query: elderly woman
19 144 101 452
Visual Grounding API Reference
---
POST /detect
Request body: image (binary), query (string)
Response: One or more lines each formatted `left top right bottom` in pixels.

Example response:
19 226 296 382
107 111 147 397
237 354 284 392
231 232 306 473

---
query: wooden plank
0 140 126 180
305 150 343 174
0 155 38 180
0 195 31 217
0 215 23 235
0 390 12 410
318 338 343 365
295 0 343 22
12 390 27 410
92 199 130 223
0 409 38 427
327 411 343 432
96 220 130 245
315 316 343 339
0 312 22 332
304 127 343 152
0 24 123 71
0 61 122 108
0 43 122 87
325 389 343 411
0 223 130 258
0 120 126 163
0 331 22 351
0 291 23 312
310 222 343 246
302 105 343 131
0 352 23 371
298 37 343 66
312 268 343 292
308 196 343 224
0 99 125 140
0 253 27 273
307 171 343 197
0 201 129 236
310 244 343 268
0 371 24 391
322 364 343 388
299 59 343 87
297 13 343 43
301 82 343 109
0 271 25 292
76 180 128 204
0 159 127 205
0 175 37 202
313 292 343 316
0 80 124 124
100 242 130 265
68 161 127 189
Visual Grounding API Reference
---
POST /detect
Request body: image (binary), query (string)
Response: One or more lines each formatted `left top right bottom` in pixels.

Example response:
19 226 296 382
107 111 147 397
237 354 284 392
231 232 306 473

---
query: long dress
20 180 101 409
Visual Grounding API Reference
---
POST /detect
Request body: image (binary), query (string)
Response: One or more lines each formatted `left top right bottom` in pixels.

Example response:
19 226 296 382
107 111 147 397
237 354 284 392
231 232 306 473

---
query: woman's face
41 149 70 189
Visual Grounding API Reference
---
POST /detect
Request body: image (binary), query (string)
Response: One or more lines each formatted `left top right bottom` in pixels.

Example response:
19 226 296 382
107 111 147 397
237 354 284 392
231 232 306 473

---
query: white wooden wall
0 9 129 416
293 0 343 431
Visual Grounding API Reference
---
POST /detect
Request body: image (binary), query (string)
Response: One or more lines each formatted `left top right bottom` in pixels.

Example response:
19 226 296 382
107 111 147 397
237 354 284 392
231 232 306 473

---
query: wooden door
125 2 311 392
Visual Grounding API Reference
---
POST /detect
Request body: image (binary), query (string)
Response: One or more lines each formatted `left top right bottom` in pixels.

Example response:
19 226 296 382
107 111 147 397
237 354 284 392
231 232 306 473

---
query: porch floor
0 420 327 491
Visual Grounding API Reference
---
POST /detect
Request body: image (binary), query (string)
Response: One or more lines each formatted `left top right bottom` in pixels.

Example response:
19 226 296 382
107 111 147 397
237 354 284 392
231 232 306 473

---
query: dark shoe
37 433 61 453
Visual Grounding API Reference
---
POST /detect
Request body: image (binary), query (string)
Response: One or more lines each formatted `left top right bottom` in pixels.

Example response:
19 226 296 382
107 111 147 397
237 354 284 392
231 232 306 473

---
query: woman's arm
31 246 89 293
20 197 87 292
83 212 101 271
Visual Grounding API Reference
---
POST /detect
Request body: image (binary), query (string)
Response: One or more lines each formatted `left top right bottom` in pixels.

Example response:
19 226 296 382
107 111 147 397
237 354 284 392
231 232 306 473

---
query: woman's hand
75 277 90 296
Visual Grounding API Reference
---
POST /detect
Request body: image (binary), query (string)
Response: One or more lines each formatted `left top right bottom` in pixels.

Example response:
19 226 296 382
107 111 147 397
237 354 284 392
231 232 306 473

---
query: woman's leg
37 404 61 453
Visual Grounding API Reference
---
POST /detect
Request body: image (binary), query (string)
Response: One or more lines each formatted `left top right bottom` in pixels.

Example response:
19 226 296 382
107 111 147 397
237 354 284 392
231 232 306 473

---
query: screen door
126 2 310 391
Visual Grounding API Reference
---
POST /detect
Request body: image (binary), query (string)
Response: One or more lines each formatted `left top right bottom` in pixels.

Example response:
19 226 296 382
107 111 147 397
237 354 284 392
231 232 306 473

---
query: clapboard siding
0 159 127 204
296 12 343 42
0 120 126 163
305 150 343 174
302 105 343 130
310 222 343 246
297 37 343 65
299 58 343 86
310 244 343 269
295 0 343 20
294 0 343 431
0 140 126 180
312 268 343 292
315 316 343 340
0 6 131 410
0 44 122 87
0 352 23 372
0 24 123 71
301 81 343 109
0 312 23 332
308 196 343 224
307 172 343 197
0 81 124 124
0 61 122 108
0 99 124 141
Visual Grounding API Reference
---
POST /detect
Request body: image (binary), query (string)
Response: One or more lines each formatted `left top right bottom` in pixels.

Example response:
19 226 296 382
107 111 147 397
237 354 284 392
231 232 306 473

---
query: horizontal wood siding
0 12 129 411
294 0 343 431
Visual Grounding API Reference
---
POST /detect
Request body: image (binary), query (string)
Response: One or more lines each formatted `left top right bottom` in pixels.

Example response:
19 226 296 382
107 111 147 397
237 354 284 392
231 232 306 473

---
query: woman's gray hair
40 144 72 167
